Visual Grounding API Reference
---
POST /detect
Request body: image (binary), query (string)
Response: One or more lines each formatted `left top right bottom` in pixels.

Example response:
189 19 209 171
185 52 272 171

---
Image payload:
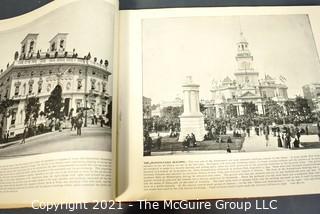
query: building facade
210 32 288 118
0 33 112 138
302 82 320 112
143 96 152 119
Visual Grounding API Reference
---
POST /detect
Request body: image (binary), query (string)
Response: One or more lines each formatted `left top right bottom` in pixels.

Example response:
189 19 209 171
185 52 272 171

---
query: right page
117 5 320 201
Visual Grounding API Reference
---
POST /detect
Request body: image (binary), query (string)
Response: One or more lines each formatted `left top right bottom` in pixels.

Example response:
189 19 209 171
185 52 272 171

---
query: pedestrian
6 131 9 143
71 117 75 131
277 135 282 147
21 127 27 144
285 132 291 149
191 133 197 147
183 135 190 151
305 125 309 135
76 115 83 136
156 133 161 150
227 144 231 153
247 127 251 137
293 138 300 148
264 125 269 147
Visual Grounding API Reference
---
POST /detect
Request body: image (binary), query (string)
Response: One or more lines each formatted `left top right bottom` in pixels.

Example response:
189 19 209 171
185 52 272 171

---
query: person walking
264 125 270 147
21 127 27 144
76 113 83 136
277 135 282 147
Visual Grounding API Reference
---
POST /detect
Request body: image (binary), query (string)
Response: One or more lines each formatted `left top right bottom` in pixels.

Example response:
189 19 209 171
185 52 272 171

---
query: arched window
51 42 56 52
60 40 64 48
29 41 35 52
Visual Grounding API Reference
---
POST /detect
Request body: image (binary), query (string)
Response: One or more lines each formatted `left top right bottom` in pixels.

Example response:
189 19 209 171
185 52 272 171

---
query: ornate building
0 33 111 138
210 32 288 118
302 82 320 112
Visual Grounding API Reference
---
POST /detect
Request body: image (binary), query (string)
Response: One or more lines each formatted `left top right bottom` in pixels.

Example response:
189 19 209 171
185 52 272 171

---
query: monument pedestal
178 76 206 142
178 115 206 142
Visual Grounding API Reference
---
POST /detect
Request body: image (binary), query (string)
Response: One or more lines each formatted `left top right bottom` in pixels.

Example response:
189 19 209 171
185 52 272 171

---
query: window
92 70 96 75
11 109 17 125
29 83 33 94
77 80 82 90
263 91 267 98
23 83 26 95
76 100 82 110
51 42 56 52
17 72 21 78
38 82 42 93
60 40 64 48
102 104 106 114
102 83 106 93
22 44 26 54
91 80 96 90
91 103 95 113
29 41 34 52
14 85 19 96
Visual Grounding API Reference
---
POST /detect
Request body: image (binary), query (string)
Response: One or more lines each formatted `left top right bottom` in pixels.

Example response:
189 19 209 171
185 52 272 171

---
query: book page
117 6 320 201
0 0 117 208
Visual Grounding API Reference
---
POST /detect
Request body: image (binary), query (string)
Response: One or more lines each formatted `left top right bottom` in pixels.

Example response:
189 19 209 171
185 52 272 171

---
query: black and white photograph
0 0 114 159
142 15 320 156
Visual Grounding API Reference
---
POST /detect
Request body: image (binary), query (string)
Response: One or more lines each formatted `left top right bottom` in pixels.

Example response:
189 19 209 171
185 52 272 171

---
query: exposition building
210 32 288 118
0 33 112 138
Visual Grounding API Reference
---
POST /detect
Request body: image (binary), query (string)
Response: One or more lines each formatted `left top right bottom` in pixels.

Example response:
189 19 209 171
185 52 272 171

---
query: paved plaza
0 126 111 159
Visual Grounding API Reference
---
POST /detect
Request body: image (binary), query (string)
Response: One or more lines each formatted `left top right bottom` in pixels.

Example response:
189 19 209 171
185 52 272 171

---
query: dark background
0 0 320 213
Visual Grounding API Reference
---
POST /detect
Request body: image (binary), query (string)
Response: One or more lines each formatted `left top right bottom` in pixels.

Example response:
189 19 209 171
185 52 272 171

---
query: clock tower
234 32 259 87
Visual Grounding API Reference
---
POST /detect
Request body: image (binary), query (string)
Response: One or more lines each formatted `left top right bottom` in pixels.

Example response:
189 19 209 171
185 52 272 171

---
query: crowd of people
182 133 197 151
143 114 320 155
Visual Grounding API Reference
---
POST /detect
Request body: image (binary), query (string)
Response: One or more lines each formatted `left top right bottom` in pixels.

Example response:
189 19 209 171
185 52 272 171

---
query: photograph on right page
142 14 320 156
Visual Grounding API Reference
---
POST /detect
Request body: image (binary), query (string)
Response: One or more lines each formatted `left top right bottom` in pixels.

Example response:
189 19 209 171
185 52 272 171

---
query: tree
25 97 40 127
295 96 311 120
45 85 64 119
264 99 284 119
161 106 183 121
0 99 15 115
284 100 296 116
0 98 15 138
241 102 257 118
225 104 238 118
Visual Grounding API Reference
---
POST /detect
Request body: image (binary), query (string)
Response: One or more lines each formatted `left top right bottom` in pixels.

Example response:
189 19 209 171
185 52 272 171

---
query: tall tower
49 33 68 53
234 32 259 86
20 33 39 59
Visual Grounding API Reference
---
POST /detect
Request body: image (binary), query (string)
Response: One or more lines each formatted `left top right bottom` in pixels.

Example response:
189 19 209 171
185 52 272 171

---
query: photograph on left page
0 0 114 159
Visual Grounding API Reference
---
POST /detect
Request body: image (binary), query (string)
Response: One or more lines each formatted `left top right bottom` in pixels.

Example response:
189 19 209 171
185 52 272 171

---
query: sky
142 15 320 105
0 0 115 74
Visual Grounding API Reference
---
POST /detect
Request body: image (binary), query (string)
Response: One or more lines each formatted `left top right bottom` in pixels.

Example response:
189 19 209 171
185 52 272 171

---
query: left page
0 0 117 208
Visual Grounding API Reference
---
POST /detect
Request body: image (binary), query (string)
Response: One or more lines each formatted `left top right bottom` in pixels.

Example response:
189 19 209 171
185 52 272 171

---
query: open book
1 0 320 208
